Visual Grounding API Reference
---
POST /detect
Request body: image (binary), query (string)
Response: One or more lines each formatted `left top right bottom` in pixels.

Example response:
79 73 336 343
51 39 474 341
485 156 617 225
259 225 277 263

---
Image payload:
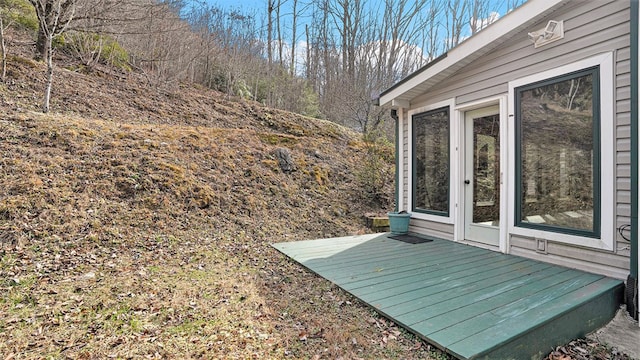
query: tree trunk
290 0 297 76
43 34 53 113
304 24 310 80
29 0 77 112
340 0 348 76
36 27 48 60
0 16 6 81
276 0 283 67
34 0 55 61
267 0 273 66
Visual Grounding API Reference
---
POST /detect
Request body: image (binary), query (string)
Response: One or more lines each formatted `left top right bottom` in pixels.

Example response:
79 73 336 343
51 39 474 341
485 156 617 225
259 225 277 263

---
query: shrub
299 83 320 118
0 0 38 32
57 31 131 71
233 79 252 100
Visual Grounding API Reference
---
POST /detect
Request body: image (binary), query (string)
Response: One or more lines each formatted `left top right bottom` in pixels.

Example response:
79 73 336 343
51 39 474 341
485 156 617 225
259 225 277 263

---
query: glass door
464 107 500 246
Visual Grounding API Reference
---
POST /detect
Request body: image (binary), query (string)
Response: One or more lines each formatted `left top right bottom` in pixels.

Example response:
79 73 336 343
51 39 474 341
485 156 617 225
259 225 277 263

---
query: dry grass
0 109 440 359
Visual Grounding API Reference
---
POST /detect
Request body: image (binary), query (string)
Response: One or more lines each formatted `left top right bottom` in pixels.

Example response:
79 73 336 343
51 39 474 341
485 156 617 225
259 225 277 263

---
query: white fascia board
379 0 567 108
391 99 410 109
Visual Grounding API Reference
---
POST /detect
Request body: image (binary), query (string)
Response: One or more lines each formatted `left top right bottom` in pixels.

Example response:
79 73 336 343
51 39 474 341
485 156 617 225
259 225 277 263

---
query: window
412 107 450 215
515 67 600 237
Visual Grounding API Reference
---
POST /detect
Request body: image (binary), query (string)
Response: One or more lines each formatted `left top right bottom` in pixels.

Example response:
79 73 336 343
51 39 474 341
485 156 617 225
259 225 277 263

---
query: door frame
454 96 509 253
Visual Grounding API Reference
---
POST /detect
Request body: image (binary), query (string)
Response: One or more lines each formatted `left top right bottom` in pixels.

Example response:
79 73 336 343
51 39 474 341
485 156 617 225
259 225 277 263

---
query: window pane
473 114 500 225
413 108 449 214
518 70 597 234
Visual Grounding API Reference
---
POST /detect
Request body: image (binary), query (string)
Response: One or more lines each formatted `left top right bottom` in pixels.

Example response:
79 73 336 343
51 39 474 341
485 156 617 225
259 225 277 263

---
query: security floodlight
528 20 564 48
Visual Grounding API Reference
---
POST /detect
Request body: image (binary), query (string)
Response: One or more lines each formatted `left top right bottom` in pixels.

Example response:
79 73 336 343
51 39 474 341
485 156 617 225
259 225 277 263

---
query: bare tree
276 0 284 66
29 0 77 113
31 0 75 60
289 0 297 75
0 13 6 81
330 0 363 82
421 1 443 61
444 0 468 50
506 0 526 12
267 0 274 66
0 1 12 81
469 0 496 34
304 23 310 79
379 0 428 86
17 0 522 126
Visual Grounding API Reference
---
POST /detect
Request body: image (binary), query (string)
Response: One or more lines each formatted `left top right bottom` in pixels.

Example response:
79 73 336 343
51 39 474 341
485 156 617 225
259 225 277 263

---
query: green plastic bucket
387 211 411 235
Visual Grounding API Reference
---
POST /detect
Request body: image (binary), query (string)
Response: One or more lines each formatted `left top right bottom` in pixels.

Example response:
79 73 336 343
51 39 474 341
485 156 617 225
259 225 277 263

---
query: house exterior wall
400 0 631 279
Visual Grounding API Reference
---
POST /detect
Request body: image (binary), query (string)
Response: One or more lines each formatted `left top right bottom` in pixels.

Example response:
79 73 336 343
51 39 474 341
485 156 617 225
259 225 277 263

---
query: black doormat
389 234 434 244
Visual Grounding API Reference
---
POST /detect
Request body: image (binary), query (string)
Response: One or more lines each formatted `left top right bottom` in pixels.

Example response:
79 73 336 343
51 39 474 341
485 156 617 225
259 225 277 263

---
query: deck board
350 253 524 298
272 233 624 360
381 262 559 321
422 271 601 345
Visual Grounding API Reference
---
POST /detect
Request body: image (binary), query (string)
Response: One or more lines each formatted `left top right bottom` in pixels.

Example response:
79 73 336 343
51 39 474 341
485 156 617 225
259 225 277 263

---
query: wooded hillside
0 26 411 359
1 0 525 132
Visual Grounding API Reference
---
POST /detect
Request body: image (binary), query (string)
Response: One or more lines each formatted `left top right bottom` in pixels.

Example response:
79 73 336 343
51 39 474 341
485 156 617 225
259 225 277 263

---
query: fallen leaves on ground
0 83 429 359
545 339 632 360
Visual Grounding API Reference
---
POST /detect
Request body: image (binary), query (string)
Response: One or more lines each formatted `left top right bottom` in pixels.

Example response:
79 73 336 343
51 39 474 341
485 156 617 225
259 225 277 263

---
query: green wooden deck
272 233 624 360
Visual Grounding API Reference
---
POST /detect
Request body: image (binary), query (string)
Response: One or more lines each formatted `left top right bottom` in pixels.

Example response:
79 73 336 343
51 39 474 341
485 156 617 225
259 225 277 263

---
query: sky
202 0 520 17
205 0 264 14
199 0 522 38
196 0 523 75
199 0 523 40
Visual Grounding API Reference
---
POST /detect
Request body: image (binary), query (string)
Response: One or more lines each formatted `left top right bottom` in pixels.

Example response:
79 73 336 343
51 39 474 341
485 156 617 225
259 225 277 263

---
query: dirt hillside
0 42 440 360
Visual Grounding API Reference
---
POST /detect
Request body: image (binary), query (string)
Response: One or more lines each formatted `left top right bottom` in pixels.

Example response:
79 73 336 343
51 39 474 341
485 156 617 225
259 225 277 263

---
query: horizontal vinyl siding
510 235 629 279
618 163 631 178
618 138 631 152
400 0 631 277
615 34 632 248
619 110 631 125
616 41 632 251
409 218 454 240
402 110 409 211
618 124 631 140
618 178 631 192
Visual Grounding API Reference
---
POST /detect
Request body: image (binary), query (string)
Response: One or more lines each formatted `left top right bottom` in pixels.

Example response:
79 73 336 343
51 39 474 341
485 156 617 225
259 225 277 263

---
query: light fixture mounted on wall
528 20 564 48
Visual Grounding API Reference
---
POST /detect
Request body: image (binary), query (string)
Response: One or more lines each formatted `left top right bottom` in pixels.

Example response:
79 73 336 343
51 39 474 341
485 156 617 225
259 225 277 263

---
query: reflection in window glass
473 115 500 225
413 107 449 215
516 68 599 235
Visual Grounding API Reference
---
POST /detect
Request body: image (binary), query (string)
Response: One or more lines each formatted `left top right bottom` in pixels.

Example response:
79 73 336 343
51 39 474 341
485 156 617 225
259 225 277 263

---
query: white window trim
408 99 457 224
507 52 615 251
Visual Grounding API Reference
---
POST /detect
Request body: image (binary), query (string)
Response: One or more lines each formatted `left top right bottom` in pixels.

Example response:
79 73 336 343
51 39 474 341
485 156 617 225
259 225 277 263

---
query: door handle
464 180 470 184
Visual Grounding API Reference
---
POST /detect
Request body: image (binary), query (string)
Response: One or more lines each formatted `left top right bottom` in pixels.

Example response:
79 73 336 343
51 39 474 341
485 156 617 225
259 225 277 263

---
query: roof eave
379 0 569 109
